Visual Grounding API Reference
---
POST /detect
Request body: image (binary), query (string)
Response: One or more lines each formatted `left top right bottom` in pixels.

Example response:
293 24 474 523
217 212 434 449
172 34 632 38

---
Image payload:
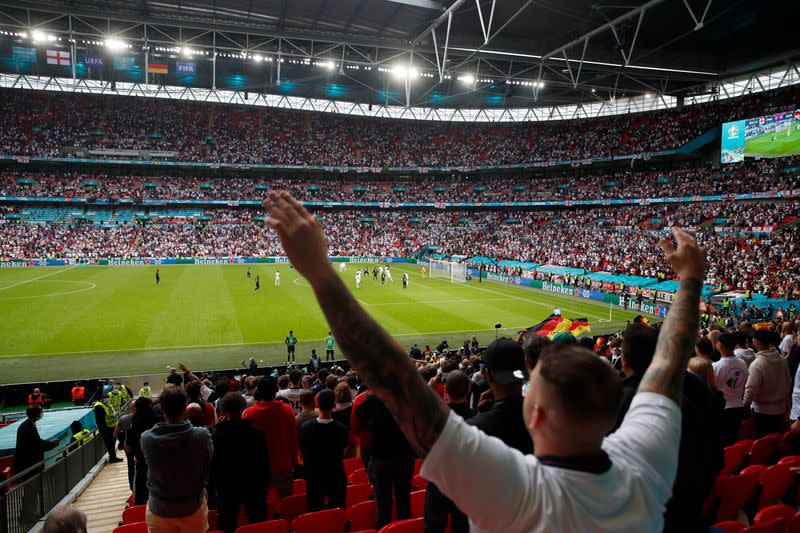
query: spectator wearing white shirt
780 322 796 356
712 333 749 445
733 332 757 368
264 192 706 533
744 329 792 437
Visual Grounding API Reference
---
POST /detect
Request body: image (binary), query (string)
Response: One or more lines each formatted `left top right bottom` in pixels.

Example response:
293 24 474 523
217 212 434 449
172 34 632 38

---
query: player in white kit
385 265 393 282
339 262 347 272
275 271 281 286
355 270 362 289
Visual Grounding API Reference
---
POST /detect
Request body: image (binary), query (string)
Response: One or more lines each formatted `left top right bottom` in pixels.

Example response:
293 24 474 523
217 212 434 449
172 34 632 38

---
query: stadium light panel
458 74 475 85
182 47 195 57
31 30 56 43
104 38 128 51
392 65 419 80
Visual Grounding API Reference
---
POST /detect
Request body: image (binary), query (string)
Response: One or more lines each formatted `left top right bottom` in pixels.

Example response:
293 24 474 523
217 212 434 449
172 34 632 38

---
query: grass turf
0 264 650 384
745 125 800 158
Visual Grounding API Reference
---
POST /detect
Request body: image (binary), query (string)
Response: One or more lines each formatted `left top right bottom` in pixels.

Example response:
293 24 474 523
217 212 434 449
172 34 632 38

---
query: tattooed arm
637 228 706 405
264 192 448 457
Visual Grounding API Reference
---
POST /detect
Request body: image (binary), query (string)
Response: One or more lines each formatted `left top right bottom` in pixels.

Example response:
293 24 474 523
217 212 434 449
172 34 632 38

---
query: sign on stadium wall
0 256 411 268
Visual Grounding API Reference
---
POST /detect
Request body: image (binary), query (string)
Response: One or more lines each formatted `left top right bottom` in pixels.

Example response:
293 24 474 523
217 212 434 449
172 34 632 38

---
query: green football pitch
745 125 800 158
0 264 648 384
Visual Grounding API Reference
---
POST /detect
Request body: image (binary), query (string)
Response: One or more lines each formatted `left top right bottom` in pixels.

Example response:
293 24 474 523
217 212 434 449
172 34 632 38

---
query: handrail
0 430 98 490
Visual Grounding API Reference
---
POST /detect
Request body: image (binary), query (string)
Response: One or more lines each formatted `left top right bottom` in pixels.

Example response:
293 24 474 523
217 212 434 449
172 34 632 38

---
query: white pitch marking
0 266 77 292
0 280 97 300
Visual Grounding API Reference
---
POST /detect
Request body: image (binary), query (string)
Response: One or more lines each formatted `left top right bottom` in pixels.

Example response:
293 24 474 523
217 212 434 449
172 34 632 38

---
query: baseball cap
482 338 525 385
318 368 330 379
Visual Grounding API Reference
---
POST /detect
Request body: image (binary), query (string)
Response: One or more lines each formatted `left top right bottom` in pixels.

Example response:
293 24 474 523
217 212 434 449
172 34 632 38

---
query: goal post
429 260 467 283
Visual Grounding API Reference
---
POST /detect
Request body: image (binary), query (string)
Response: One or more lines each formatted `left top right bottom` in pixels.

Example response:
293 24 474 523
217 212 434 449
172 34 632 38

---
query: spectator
43 505 87 533
712 333 749 445
93 392 122 463
611 323 658 432
296 390 318 429
166 368 183 387
358 393 416 529
332 381 353 430
424 370 473 533
141 385 213 532
210 392 271 533
733 332 756 367
266 196 704 532
114 399 137 490
242 376 298 498
276 368 304 414
469 339 533 454
299 389 349 512
309 349 322 372
520 335 551 396
312 368 330 394
744 329 793 436
780 322 796 356
126 397 160 506
185 381 217 428
242 376 257 407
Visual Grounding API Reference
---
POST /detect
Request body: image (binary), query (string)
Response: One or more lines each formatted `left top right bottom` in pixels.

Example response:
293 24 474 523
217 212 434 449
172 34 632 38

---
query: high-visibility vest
73 429 93 444
28 394 44 405
139 386 151 398
71 386 85 401
94 401 117 428
108 391 123 413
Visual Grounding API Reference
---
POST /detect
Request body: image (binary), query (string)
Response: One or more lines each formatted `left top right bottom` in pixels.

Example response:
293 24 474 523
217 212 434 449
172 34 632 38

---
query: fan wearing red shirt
243 376 298 498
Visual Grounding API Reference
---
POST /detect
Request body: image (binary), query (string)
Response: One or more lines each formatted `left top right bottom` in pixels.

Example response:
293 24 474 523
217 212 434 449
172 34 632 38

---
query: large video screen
721 109 800 163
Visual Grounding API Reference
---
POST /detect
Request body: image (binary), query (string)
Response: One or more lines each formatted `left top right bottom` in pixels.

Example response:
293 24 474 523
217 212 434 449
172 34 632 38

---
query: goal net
429 260 467 283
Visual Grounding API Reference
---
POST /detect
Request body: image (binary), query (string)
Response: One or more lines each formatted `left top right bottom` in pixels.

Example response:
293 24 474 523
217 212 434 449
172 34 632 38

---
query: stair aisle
73 460 132 533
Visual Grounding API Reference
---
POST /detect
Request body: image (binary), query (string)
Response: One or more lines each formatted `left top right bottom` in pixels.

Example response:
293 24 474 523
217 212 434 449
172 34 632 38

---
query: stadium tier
2 3 800 531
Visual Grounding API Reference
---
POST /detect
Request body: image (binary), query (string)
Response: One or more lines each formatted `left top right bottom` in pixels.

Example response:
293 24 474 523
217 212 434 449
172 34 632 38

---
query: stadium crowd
1 84 798 166
1 199 798 297
1 156 798 203
23 207 800 533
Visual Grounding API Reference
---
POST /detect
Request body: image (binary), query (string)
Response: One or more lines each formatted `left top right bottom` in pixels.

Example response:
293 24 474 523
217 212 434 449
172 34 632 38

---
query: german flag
147 63 168 74
526 314 591 339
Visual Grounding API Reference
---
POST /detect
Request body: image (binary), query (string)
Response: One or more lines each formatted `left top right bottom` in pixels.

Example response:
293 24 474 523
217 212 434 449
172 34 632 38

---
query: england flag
46 50 71 66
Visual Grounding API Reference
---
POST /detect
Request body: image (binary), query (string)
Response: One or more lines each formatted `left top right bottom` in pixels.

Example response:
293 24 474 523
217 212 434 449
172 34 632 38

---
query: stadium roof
0 0 799 110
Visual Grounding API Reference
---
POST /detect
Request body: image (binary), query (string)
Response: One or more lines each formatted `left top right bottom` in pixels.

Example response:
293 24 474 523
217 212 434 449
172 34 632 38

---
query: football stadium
0 0 799 531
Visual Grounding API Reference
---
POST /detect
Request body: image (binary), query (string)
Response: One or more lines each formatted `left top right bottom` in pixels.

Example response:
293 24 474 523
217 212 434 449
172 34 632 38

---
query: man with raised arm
264 191 706 532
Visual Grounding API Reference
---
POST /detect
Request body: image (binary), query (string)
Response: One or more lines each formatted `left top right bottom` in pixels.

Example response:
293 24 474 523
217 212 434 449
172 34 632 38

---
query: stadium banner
176 61 196 74
11 46 36 63
147 63 168 74
114 56 135 71
84 54 104 67
473 270 670 318
3 256 410 268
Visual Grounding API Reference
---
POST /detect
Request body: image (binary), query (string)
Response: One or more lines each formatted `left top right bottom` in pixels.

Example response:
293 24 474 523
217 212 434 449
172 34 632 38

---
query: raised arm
637 228 706 405
264 192 449 457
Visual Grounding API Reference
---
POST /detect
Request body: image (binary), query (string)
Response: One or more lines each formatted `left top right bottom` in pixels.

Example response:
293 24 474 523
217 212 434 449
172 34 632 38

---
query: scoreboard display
721 109 800 163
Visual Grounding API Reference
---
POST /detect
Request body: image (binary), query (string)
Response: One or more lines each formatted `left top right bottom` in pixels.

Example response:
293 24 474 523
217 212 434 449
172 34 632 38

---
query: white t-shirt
791 364 800 421
712 356 749 409
421 392 681 533
276 388 304 414
780 334 795 355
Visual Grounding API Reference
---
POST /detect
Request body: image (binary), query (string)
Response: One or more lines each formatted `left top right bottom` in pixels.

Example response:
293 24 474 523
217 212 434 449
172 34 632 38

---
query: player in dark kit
373 268 378 280
247 267 251 279
255 275 260 291
381 270 386 286
155 269 160 286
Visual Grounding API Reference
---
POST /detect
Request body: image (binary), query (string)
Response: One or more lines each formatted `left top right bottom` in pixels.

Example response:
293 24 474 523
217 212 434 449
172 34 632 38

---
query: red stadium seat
379 517 424 533
411 475 427 492
277 494 308 524
413 459 423 476
346 483 373 509
713 470 762 522
757 463 796 510
267 489 281 519
740 465 768 483
778 455 800 465
234 518 290 533
350 531 378 533
293 478 307 495
344 458 363 477
750 434 783 466
787 512 800 532
349 468 370 485
208 509 218 530
754 504 796 526
121 505 146 525
410 490 425 519
292 508 346 533
346 500 377 532
744 518 786 533
712 521 746 533
723 442 754 475
112 523 147 533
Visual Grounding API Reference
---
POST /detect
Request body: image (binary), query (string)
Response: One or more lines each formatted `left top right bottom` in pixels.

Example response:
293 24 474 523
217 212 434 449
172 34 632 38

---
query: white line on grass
0 325 532 359
0 281 96 300
0 266 77 293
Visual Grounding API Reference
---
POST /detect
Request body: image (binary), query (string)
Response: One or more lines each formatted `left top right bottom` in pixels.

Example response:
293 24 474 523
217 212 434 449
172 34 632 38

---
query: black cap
482 338 526 385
